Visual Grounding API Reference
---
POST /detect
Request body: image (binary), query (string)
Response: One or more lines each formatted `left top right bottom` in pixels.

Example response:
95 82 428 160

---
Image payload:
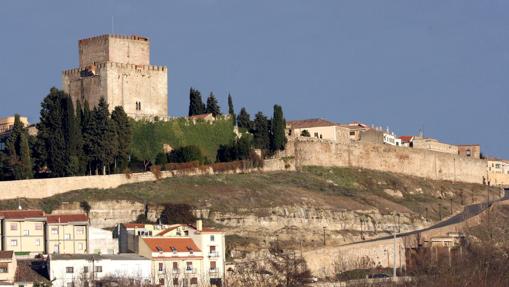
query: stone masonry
62 34 168 119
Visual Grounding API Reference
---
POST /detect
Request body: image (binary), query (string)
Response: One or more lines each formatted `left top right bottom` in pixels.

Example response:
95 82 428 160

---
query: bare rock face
384 188 404 198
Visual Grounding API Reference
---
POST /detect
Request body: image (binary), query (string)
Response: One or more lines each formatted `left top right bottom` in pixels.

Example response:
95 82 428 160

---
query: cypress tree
80 100 93 174
252 112 270 151
89 98 117 175
237 107 252 130
5 114 33 179
36 88 66 177
61 96 81 175
188 88 206 116
111 106 132 172
206 92 221 117
228 94 236 125
270 105 287 152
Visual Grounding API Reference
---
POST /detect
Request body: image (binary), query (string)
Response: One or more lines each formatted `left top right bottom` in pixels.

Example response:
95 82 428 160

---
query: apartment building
46 214 88 255
120 220 225 287
0 210 88 256
0 211 46 255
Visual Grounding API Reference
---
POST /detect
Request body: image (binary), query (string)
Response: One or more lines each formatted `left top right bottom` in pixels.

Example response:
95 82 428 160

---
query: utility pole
438 203 442 221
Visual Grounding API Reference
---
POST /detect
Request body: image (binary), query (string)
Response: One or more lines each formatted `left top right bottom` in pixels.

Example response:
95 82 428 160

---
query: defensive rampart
0 159 293 200
292 139 488 184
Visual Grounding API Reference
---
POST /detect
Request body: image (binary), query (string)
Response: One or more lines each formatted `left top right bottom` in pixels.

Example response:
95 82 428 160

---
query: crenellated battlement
79 34 149 45
62 62 167 76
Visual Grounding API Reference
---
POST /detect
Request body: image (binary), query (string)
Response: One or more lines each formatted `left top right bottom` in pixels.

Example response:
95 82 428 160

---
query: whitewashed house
48 254 151 287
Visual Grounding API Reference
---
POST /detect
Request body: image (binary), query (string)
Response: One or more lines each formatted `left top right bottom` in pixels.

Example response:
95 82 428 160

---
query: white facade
49 254 151 287
189 230 226 284
383 133 397 146
88 227 118 255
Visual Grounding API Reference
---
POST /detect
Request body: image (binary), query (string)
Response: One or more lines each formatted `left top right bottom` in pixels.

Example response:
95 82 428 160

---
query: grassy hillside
130 117 235 163
3 166 501 220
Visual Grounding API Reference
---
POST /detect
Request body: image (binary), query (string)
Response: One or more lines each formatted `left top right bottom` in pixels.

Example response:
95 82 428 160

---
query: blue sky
0 1 507 158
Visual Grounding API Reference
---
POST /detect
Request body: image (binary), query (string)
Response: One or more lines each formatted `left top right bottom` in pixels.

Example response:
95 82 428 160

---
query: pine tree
252 112 270 151
270 105 287 152
111 106 132 172
36 88 67 177
237 107 252 130
188 88 206 116
5 114 33 179
206 92 221 117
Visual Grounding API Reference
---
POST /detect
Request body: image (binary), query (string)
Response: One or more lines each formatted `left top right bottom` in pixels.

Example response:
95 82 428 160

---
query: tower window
135 102 142 111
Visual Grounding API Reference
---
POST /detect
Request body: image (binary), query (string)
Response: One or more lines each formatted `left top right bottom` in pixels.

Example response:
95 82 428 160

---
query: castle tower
62 34 168 119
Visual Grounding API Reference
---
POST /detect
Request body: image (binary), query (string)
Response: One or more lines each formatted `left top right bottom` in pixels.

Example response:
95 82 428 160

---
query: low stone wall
293 139 488 184
0 159 293 200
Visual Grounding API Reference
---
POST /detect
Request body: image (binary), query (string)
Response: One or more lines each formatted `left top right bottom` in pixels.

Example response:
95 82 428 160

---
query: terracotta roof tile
143 237 201 253
399 136 414 143
0 251 13 260
0 210 44 220
14 260 50 284
288 118 337 129
46 214 88 224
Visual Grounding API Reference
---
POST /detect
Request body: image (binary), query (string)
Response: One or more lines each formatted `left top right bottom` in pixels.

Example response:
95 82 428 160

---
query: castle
62 34 168 119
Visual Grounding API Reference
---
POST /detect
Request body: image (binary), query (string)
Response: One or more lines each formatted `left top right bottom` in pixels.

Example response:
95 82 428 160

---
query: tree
237 107 252 130
5 115 33 179
300 129 311 137
252 112 270 151
206 92 221 117
270 105 287 152
111 106 132 172
188 87 206 116
86 98 117 174
228 93 235 124
61 95 82 176
160 203 196 225
36 88 67 177
168 145 205 164
216 136 253 162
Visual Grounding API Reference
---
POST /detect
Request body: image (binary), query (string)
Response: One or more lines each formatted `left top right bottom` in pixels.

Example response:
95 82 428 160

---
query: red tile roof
46 214 88 224
123 223 146 229
0 210 44 220
399 136 414 143
0 251 13 260
143 238 201 253
288 118 338 129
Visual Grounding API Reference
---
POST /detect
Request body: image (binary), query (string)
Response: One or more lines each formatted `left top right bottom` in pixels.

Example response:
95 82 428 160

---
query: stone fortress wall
289 138 488 184
62 34 168 119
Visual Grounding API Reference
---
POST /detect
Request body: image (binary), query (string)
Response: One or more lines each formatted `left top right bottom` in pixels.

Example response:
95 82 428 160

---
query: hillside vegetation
3 166 500 220
130 118 236 163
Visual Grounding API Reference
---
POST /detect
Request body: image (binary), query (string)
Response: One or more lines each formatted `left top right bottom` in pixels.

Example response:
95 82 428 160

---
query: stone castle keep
62 34 168 119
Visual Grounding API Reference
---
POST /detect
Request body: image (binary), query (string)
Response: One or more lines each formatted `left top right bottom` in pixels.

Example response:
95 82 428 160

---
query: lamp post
322 226 326 246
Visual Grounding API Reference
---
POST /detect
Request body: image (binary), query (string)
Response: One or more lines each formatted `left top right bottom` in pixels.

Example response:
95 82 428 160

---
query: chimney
196 219 203 232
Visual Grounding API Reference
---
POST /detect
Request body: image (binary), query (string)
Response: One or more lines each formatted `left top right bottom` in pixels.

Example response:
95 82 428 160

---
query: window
173 278 179 286
23 229 29 236
0 263 8 273
53 244 59 253
184 230 189 236
159 279 164 285
95 266 102 273
209 246 216 254
136 101 142 111
66 267 74 273
350 131 355 136
158 262 164 272
210 261 216 270
83 266 89 273
172 262 178 272
210 235 215 242
190 277 198 285
314 132 319 138
64 233 71 240
35 223 43 230
67 283 74 287
35 239 40 246
186 262 192 271
10 240 17 246
78 243 84 250
76 226 85 235
10 223 17 231
51 227 58 235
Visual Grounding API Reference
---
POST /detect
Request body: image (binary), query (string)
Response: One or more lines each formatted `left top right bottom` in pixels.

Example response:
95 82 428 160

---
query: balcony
172 269 179 274
185 268 196 274
209 268 219 274
208 251 219 258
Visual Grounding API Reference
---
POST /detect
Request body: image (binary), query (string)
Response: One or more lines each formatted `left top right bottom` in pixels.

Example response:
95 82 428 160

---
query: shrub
160 203 196 225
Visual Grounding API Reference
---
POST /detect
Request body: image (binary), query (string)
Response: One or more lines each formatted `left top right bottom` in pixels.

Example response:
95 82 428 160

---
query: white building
88 227 118 255
383 132 397 146
48 254 151 287
121 220 225 287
